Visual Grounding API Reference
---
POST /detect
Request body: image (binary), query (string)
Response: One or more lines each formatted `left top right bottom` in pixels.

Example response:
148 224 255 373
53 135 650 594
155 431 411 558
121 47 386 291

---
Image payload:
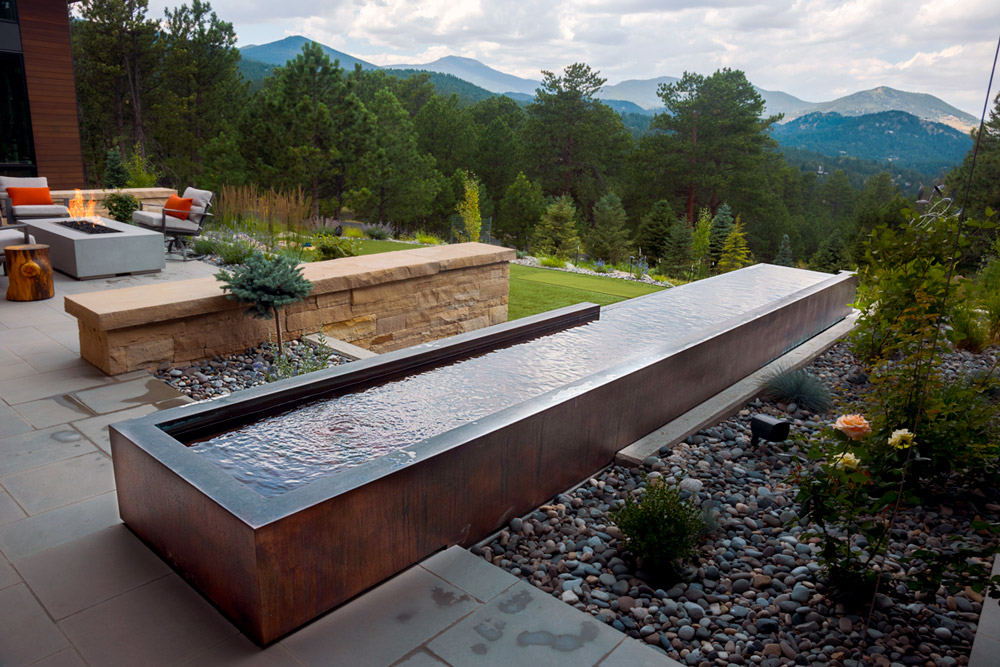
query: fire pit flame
68 189 102 223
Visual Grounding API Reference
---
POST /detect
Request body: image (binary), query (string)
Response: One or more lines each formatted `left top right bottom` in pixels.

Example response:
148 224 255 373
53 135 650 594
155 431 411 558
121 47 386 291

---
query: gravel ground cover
473 342 999 666
155 339 349 401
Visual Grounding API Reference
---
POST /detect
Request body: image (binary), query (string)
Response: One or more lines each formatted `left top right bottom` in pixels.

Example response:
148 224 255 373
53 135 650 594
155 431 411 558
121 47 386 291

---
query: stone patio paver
0 488 26 525
0 552 19 589
14 524 170 619
0 424 100 476
0 583 71 667
12 395 94 430
58 574 241 667
29 648 88 667
0 364 113 405
70 403 160 454
0 491 119 561
182 635 305 667
2 450 113 514
0 400 32 438
72 376 183 414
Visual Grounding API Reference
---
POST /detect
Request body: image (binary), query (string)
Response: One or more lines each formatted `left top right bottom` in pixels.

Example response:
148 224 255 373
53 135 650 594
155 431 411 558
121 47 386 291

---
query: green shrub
611 476 706 578
761 367 833 413
124 143 158 188
314 235 359 260
192 237 219 256
215 240 254 266
414 231 443 245
343 226 364 239
539 256 566 268
267 339 333 381
363 223 391 240
215 252 313 355
949 304 990 353
103 192 139 223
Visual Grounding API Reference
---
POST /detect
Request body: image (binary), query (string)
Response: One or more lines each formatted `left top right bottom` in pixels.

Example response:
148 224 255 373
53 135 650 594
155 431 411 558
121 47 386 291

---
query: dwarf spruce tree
584 192 630 263
532 196 580 260
215 252 313 355
717 217 752 273
774 234 794 266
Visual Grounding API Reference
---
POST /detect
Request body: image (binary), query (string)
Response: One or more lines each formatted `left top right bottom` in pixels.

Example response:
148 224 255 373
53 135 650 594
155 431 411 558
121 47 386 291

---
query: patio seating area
0 258 678 666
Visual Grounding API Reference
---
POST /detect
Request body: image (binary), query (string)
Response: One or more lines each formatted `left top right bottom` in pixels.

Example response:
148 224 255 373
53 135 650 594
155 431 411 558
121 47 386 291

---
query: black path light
750 414 791 448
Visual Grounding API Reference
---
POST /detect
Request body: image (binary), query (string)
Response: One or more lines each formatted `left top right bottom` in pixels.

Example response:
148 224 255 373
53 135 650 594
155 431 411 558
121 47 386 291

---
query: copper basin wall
111 271 856 645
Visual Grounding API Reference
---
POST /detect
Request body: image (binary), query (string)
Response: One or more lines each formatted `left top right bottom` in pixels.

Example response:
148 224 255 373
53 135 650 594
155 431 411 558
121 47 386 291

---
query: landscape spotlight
750 414 791 448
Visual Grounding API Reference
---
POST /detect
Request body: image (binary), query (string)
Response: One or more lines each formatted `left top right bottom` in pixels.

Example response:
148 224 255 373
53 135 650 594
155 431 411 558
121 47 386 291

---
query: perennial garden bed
473 342 999 666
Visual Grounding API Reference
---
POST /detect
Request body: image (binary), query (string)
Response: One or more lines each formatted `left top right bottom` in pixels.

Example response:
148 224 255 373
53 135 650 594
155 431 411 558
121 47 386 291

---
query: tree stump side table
5 244 54 301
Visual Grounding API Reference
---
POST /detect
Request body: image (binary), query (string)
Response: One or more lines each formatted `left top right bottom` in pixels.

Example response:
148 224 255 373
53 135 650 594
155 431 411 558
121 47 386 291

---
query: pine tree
103 146 128 188
584 193 631 263
533 196 580 259
498 172 545 249
809 234 851 273
634 200 673 261
709 203 735 263
215 253 313 355
663 217 693 274
690 208 713 278
717 217 753 273
774 234 794 266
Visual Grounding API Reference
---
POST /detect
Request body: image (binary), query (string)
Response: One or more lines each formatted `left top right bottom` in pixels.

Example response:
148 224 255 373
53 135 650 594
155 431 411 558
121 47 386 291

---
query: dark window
0 0 15 23
0 52 35 170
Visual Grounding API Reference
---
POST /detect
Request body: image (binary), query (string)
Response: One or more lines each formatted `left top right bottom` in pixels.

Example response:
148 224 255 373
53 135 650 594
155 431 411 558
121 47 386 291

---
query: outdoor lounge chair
132 187 214 261
0 223 35 275
0 176 70 224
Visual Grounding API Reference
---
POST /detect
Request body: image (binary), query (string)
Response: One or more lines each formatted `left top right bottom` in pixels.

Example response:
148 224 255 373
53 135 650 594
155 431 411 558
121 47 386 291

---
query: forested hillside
69 0 997 277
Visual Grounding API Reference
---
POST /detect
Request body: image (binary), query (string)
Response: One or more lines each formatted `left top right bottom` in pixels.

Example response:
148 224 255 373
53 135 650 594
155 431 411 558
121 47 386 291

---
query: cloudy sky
146 0 999 115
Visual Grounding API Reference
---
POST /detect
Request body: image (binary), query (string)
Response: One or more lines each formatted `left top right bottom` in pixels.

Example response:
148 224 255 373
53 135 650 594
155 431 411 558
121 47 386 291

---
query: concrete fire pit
24 217 165 279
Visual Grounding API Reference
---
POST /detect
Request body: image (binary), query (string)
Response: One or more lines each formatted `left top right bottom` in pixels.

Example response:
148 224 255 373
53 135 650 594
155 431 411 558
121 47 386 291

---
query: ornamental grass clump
761 367 833 413
215 252 313 355
611 476 706 580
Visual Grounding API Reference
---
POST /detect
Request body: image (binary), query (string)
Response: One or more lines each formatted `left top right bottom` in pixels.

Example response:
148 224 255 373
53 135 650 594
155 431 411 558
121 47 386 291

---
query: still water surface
191 264 830 497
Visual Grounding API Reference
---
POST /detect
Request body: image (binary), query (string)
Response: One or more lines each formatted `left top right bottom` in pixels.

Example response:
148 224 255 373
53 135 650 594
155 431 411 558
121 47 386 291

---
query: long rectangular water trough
111 263 857 644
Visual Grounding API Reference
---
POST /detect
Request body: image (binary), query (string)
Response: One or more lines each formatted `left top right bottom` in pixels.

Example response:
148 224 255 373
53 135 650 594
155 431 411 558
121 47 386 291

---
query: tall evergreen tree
533 196 580 259
690 208 713 277
157 0 244 186
498 172 545 249
634 200 674 262
946 91 1000 222
414 94 475 179
523 64 632 214
350 89 439 228
584 193 631 263
663 217 693 274
653 68 781 224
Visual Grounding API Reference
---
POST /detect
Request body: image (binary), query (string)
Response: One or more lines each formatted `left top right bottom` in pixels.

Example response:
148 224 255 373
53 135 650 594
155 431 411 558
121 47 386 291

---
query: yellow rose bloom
832 452 861 470
888 428 915 449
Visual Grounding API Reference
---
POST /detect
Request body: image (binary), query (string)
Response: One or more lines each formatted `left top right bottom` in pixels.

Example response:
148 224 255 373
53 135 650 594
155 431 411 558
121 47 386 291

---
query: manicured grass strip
507 278 628 321
510 264 665 298
354 240 429 255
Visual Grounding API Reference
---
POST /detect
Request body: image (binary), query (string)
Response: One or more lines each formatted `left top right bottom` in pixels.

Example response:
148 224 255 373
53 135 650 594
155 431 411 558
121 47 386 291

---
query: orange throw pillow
164 194 193 220
6 187 53 206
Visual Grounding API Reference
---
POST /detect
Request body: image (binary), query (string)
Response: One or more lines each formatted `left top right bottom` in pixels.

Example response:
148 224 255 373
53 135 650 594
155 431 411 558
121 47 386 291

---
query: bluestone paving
0 488 25 525
0 552 19 589
70 403 159 454
29 648 88 667
0 491 119 561
393 650 450 666
420 545 520 603
182 636 306 667
0 583 71 667
72 375 183 414
0 400 32 438
2 451 114 514
599 637 678 666
0 424 100 476
58 575 241 667
428 579 632 666
14 524 170 619
281 564 480 667
0 364 112 405
12 395 94 429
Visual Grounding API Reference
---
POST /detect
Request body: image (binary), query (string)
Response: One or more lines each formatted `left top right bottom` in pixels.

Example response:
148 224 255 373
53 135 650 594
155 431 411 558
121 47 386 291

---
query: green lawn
508 264 665 320
354 239 429 255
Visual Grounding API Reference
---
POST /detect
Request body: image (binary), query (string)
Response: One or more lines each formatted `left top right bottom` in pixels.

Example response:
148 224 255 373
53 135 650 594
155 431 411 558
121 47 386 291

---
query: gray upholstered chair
0 176 70 224
0 224 35 275
132 187 214 261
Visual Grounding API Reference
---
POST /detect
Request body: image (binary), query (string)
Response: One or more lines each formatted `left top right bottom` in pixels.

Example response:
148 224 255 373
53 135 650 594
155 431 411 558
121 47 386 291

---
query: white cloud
143 0 999 115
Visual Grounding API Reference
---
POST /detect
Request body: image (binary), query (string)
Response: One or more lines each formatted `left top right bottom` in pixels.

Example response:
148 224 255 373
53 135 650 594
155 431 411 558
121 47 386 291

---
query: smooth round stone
791 584 811 603
732 579 751 594
680 478 703 492
678 625 696 641
510 517 523 532
599 573 617 586
934 627 953 640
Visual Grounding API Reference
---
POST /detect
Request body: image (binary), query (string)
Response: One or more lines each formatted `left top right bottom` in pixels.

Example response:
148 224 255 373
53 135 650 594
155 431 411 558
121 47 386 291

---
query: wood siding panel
19 0 84 189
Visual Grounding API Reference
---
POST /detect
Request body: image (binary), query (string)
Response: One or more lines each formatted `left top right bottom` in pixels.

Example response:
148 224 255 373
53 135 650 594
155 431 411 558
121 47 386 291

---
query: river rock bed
154 339 349 401
473 342 999 666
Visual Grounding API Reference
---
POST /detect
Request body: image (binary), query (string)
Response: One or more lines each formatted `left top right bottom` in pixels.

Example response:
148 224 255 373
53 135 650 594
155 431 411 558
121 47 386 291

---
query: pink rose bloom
834 414 871 440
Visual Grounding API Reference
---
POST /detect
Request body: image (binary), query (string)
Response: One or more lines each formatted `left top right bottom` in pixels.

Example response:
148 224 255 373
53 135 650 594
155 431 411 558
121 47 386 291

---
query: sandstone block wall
65 243 514 375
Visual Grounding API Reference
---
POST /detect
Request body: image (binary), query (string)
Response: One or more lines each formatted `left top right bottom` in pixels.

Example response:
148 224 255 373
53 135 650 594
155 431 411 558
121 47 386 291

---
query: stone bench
65 243 514 375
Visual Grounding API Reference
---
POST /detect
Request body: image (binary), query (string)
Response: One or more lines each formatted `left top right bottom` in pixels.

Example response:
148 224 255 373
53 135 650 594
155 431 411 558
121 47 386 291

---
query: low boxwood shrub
611 476 705 579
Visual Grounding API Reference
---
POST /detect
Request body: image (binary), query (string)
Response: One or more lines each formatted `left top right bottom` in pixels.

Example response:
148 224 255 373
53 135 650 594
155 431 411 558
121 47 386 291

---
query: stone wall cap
64 242 514 331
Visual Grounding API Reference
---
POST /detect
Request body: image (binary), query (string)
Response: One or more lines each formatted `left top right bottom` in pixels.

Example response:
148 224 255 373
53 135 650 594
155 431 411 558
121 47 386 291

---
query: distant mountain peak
783 86 977 132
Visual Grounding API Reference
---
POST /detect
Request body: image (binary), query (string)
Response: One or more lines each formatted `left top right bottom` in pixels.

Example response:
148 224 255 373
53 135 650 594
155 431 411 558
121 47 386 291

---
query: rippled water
190 264 831 497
